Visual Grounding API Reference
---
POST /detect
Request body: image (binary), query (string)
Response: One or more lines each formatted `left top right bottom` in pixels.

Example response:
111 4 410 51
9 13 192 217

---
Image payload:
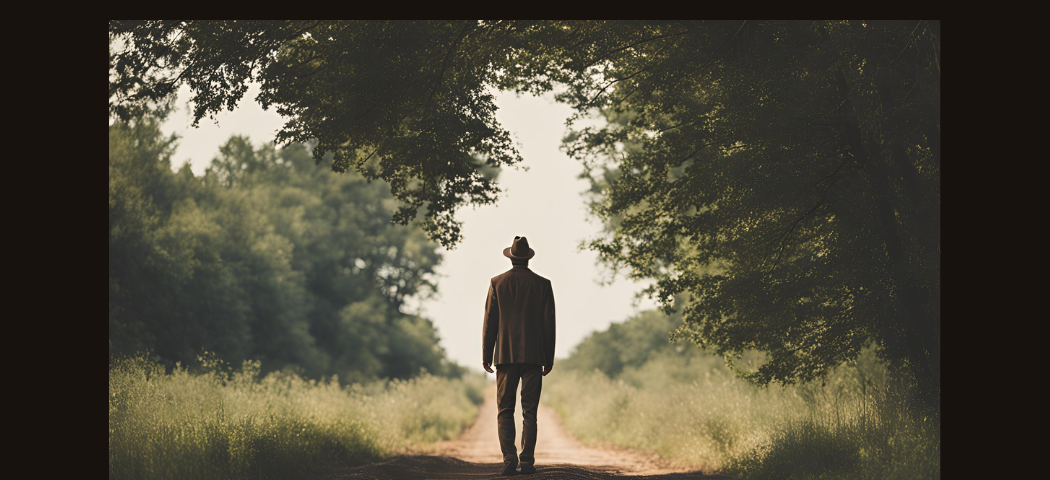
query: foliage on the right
533 20 940 414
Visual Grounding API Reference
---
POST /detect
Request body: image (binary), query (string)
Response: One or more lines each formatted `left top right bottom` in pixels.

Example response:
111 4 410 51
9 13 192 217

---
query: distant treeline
559 306 714 378
109 120 463 382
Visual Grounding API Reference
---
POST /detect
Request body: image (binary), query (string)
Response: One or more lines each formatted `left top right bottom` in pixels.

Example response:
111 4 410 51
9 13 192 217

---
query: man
482 236 556 476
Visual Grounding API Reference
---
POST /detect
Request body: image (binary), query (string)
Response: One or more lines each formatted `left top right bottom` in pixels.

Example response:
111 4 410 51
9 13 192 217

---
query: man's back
483 265 556 367
483 235 554 475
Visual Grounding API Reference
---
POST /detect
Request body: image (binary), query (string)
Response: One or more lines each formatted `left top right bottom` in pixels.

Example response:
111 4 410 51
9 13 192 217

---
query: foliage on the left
109 352 487 479
110 20 521 247
109 119 462 382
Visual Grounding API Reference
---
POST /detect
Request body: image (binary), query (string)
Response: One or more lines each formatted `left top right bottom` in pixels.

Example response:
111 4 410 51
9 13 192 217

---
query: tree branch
423 23 472 119
582 66 649 108
767 176 843 275
732 20 747 38
811 157 849 188
285 20 322 41
893 20 924 63
658 120 700 134
580 28 694 71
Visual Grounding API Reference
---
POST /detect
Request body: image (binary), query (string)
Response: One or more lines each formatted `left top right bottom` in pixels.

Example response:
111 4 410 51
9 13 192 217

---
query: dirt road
319 385 729 479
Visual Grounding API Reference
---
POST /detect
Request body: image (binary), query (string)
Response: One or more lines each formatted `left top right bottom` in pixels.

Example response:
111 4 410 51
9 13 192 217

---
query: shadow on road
315 454 733 479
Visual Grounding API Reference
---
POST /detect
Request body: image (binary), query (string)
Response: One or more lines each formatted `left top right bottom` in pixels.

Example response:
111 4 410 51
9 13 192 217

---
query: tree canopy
110 20 939 410
568 21 940 412
547 21 941 411
110 20 521 247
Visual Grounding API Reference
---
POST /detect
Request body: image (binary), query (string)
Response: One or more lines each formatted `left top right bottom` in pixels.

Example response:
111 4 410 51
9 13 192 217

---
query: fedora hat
503 236 536 259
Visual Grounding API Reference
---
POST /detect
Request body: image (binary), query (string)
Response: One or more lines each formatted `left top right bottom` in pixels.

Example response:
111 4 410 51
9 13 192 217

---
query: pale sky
159 83 657 376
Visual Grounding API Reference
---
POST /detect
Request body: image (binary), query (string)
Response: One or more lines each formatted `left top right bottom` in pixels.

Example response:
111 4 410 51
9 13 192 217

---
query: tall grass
545 347 939 479
109 353 487 480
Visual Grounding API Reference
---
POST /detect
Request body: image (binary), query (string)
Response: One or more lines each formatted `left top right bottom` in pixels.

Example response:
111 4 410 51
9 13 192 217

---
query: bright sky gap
159 83 657 375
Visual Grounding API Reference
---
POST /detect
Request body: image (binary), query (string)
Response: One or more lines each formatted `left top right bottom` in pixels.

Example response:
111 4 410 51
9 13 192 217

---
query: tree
110 20 523 247
109 119 462 381
528 20 941 412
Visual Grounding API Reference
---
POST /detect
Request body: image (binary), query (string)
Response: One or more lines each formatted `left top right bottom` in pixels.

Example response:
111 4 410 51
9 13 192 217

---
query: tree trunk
835 71 940 418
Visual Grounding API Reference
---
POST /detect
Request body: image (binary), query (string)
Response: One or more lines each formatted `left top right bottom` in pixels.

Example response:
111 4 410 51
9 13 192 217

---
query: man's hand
483 362 494 373
542 365 553 376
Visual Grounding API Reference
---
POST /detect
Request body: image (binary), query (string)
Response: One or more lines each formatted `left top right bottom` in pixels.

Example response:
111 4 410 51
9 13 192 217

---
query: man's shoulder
523 270 552 287
530 270 551 284
490 270 513 284
490 270 508 281
490 268 551 285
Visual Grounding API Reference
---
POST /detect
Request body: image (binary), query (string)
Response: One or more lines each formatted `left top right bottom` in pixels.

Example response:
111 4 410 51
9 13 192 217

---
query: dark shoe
519 464 537 475
501 462 519 476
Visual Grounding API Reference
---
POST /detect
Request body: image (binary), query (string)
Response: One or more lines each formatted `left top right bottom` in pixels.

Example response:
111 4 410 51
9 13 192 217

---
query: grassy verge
109 353 487 479
545 347 939 479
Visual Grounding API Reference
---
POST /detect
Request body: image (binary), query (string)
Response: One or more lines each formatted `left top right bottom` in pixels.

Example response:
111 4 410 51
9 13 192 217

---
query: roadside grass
109 353 487 480
545 347 939 479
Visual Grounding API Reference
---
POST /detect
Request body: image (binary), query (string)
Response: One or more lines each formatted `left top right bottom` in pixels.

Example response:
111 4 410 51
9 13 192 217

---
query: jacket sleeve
543 280 556 367
482 280 499 364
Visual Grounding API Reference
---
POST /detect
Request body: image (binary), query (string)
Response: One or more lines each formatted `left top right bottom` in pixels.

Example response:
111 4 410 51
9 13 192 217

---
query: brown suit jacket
483 265 556 367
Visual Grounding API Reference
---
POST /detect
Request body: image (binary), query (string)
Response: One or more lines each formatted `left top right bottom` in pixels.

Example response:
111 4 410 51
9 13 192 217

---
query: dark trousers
495 363 543 468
